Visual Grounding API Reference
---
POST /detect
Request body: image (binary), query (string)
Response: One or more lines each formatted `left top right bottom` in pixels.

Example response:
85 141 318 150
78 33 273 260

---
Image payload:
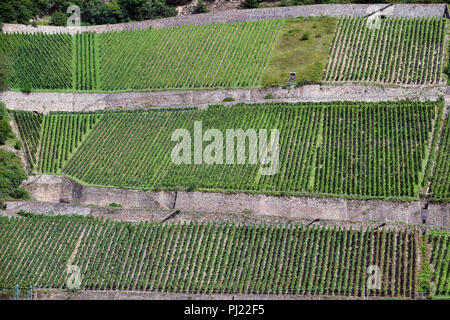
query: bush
166 0 191 5
138 0 178 20
14 140 22 150
242 0 259 9
0 103 12 145
0 53 13 92
223 97 235 102
9 188 30 200
300 31 310 41
0 149 28 203
264 93 275 99
51 12 67 26
193 0 208 14
20 83 32 94
109 202 123 208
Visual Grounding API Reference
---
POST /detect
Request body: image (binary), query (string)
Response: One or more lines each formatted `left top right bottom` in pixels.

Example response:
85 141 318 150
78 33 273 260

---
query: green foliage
14 140 22 150
223 97 235 102
0 103 13 145
0 52 13 92
51 11 67 26
0 149 29 203
193 0 208 14
242 0 259 9
108 202 123 207
138 0 178 20
300 31 310 40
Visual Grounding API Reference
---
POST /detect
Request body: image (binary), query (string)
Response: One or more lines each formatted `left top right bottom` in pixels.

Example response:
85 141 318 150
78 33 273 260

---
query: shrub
223 97 235 102
166 0 191 5
264 93 275 99
193 0 208 14
0 148 28 203
109 202 123 208
300 31 310 41
9 188 30 200
14 140 22 150
139 0 178 20
242 0 259 9
51 12 67 26
20 83 32 94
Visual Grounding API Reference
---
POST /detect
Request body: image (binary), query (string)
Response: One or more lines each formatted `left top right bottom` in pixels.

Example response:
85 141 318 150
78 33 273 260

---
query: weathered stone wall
175 191 424 224
2 4 447 34
22 174 176 209
4 201 171 222
1 85 445 113
427 203 450 226
19 174 450 226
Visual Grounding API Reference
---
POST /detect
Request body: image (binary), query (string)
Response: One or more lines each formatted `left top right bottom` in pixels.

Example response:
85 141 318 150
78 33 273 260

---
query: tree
0 0 35 24
51 11 68 26
242 0 259 9
138 0 177 20
193 0 208 14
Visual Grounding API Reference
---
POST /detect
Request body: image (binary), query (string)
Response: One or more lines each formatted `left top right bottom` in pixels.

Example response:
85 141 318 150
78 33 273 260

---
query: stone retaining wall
2 4 447 34
1 85 445 113
19 174 450 226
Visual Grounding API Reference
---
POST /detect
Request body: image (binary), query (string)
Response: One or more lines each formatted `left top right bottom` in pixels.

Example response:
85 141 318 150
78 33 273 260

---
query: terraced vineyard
14 101 439 200
1 215 434 297
0 33 73 90
1 17 445 92
429 115 450 202
324 17 445 85
10 111 42 168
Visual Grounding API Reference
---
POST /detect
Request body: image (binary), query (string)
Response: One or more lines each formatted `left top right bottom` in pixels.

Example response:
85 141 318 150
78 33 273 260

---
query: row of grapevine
0 33 73 90
429 114 450 201
427 231 450 296
99 20 284 91
0 215 87 288
0 215 424 297
74 32 100 91
56 101 439 200
37 112 103 173
10 111 43 168
324 18 445 85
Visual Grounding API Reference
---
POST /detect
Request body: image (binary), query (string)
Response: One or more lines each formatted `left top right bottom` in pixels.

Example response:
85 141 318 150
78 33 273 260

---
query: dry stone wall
1 85 445 113
18 174 450 226
2 4 447 34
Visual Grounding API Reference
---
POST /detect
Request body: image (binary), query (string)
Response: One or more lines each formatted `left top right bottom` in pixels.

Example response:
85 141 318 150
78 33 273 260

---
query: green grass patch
262 16 337 87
